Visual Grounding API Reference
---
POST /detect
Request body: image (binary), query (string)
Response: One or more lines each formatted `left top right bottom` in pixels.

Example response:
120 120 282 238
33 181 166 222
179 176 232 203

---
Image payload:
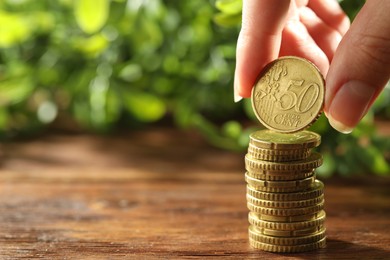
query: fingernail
234 76 243 103
327 116 353 134
234 91 243 103
327 81 376 134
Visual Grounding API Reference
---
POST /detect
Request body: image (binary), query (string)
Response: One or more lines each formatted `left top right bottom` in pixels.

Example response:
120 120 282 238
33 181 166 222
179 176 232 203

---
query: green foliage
214 0 242 27
0 0 389 176
74 0 110 34
0 0 234 134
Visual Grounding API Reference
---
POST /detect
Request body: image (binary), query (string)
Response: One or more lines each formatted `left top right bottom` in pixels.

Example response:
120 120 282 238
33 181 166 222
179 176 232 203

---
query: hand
235 0 390 133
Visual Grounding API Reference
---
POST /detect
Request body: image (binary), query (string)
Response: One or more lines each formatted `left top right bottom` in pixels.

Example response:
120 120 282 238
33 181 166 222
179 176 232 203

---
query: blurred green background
0 0 389 176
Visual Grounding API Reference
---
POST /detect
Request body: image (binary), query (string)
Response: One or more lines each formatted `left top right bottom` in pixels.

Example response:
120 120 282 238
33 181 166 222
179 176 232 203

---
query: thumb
324 0 390 134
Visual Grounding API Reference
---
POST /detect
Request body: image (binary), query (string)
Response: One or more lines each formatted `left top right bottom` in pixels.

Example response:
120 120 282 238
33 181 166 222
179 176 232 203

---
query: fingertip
236 82 252 99
234 66 252 99
326 80 376 131
327 114 353 134
233 78 247 103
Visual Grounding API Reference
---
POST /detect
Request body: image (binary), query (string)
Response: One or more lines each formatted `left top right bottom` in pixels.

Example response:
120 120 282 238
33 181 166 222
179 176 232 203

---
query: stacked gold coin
245 129 326 253
247 56 327 252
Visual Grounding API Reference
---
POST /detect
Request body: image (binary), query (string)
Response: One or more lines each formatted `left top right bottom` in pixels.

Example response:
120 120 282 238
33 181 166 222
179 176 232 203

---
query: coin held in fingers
251 56 325 133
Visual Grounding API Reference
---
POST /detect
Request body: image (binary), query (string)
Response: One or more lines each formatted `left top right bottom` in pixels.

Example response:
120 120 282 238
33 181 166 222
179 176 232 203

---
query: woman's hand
235 0 390 133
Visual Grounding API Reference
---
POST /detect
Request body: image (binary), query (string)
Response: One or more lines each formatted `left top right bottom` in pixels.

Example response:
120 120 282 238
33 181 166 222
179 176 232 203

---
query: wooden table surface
0 128 389 259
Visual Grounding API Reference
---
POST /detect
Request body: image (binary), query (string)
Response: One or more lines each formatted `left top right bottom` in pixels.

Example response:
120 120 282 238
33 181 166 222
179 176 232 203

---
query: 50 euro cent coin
251 56 325 133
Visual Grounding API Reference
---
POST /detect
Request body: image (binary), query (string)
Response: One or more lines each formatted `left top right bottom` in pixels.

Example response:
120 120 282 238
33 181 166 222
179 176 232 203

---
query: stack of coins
247 56 327 253
244 130 326 253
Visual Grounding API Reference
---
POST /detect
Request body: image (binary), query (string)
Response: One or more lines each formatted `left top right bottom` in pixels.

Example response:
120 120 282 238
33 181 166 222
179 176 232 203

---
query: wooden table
0 129 389 259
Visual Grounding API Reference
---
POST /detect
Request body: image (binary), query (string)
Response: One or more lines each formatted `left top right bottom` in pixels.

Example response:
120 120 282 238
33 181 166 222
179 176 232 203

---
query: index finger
234 0 291 101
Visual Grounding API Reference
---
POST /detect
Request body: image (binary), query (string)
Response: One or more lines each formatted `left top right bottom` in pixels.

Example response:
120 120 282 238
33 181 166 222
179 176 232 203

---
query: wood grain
0 129 389 259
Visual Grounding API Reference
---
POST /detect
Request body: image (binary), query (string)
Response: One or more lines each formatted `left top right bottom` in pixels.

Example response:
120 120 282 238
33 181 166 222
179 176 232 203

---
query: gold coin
249 237 326 253
246 180 324 201
247 144 312 162
251 56 325 133
249 130 321 150
251 211 322 222
246 169 314 181
248 210 326 231
245 152 323 172
247 200 324 216
253 224 324 237
246 193 324 208
245 174 315 192
248 225 326 246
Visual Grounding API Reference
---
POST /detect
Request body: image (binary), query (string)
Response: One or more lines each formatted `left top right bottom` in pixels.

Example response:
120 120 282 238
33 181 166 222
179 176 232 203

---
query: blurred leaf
222 120 242 139
131 15 164 52
119 64 143 82
0 11 31 47
0 76 34 105
125 92 166 122
163 55 180 74
215 0 242 14
217 44 236 59
174 99 195 128
29 12 55 32
213 12 241 27
73 34 109 57
152 77 173 95
192 114 241 151
38 67 60 86
359 146 390 175
74 0 109 34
